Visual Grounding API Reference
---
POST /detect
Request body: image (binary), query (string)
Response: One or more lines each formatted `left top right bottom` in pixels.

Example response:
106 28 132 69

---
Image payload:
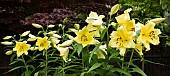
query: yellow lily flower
85 11 105 26
56 46 69 62
115 8 135 31
74 26 99 47
137 21 161 51
13 41 31 57
36 37 50 51
109 26 135 56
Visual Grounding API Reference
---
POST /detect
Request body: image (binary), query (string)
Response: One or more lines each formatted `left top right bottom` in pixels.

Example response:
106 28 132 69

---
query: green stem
106 15 112 48
62 61 65 76
45 50 48 76
120 56 124 76
128 49 134 68
22 55 28 71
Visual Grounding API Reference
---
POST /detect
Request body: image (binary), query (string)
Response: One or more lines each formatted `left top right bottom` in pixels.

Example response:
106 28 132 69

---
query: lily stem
62 61 65 76
128 49 134 68
22 55 28 71
45 50 48 76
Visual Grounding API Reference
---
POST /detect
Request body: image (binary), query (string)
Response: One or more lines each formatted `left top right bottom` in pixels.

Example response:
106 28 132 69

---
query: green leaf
75 43 83 56
100 28 107 40
5 66 25 74
28 65 35 70
61 65 79 71
132 68 147 76
111 68 132 76
10 54 17 62
80 72 86 76
87 63 104 73
25 70 32 76
9 60 19 65
109 50 119 59
144 59 165 65
34 72 39 76
89 43 102 63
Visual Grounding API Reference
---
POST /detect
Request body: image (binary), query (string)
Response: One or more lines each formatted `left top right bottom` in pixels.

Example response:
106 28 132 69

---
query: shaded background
0 0 170 76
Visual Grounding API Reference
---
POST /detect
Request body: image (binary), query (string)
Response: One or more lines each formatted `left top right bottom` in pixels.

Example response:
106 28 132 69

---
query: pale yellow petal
119 47 126 56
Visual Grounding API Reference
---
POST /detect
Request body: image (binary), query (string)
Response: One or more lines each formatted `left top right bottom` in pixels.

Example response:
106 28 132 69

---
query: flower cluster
1 4 165 76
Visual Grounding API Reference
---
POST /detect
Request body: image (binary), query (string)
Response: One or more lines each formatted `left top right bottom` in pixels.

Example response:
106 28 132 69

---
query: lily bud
21 31 30 37
66 34 74 40
53 34 61 38
1 41 13 45
5 50 13 55
47 31 57 35
58 40 73 47
74 24 80 30
3 36 12 40
30 47 38 51
29 34 36 38
32 23 42 28
150 18 165 24
47 25 55 28
110 4 120 15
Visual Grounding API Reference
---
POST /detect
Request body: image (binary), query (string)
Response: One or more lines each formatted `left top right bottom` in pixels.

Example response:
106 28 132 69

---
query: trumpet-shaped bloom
56 46 69 62
13 41 31 57
36 37 50 51
109 26 135 56
115 8 135 31
85 11 105 26
137 21 161 51
74 26 99 47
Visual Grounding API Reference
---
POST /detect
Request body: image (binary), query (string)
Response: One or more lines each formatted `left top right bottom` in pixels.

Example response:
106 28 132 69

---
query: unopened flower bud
1 41 13 45
110 4 120 15
21 31 30 37
48 25 55 28
150 18 165 24
74 24 80 30
58 40 73 47
3 36 12 40
53 34 61 38
32 23 42 28
5 50 13 55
